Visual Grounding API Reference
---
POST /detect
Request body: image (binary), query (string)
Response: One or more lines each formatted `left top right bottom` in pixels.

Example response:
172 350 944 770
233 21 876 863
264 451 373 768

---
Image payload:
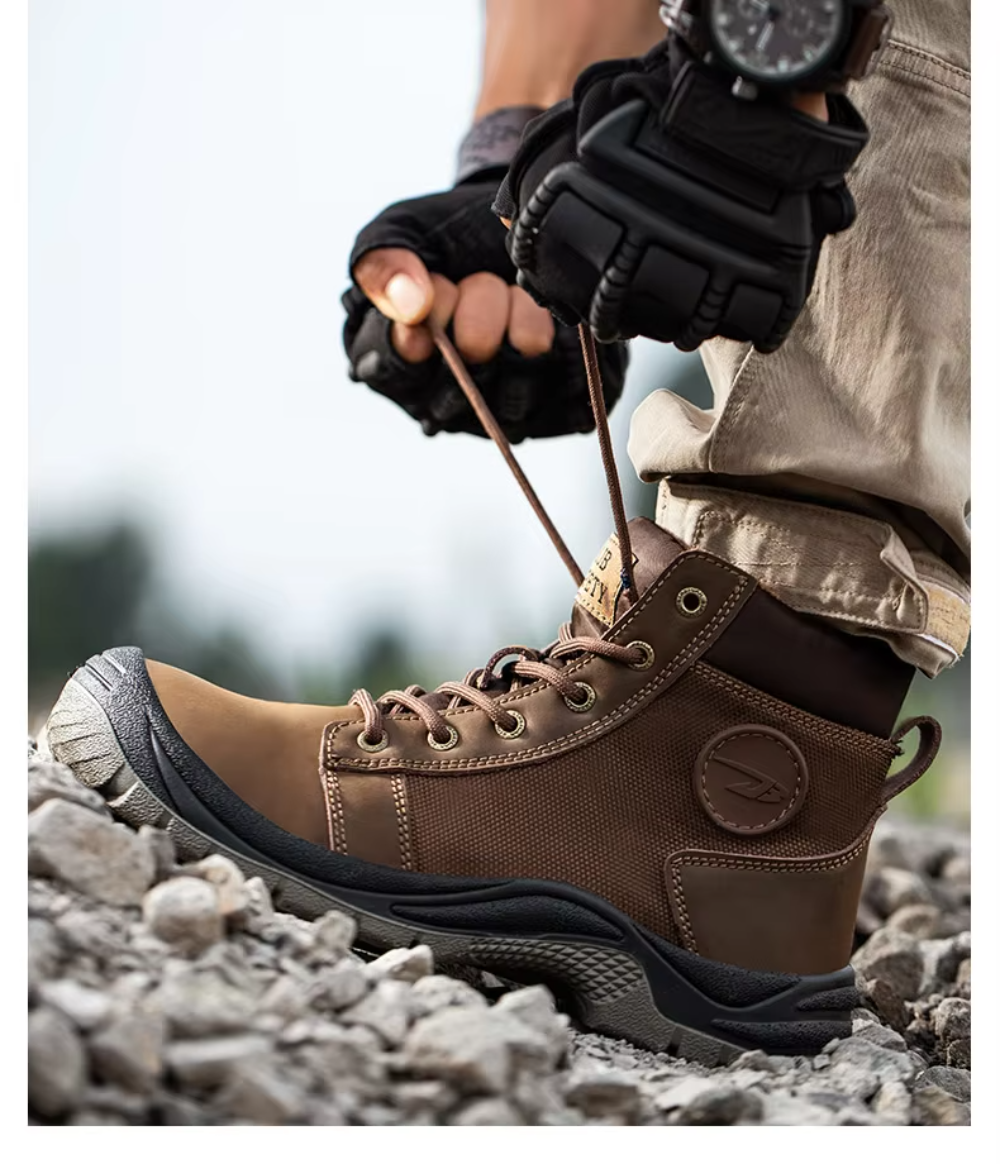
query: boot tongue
570 517 687 638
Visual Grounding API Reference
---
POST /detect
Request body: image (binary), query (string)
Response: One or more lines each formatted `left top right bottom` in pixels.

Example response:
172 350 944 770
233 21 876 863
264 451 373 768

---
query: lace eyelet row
354 638 658 754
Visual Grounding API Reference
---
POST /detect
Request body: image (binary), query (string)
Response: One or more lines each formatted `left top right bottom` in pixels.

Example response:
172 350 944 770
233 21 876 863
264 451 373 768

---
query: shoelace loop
351 629 646 749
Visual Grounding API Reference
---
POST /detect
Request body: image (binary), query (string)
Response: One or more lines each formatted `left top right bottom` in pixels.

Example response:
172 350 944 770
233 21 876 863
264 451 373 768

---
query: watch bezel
703 0 852 88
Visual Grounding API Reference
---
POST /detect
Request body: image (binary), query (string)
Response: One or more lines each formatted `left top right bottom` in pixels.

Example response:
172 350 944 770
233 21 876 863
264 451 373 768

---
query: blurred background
28 0 968 824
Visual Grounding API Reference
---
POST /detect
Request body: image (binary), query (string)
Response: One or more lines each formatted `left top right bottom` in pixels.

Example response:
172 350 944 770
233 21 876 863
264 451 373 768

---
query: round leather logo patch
694 725 809 836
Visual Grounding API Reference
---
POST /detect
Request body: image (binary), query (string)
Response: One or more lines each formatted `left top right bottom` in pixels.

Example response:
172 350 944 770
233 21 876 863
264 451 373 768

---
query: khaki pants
628 0 970 676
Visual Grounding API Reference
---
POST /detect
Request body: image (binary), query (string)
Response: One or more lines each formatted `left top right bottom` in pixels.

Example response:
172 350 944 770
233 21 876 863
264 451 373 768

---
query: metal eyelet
427 725 459 751
357 730 388 753
563 682 597 713
676 586 708 618
627 640 655 670
494 710 526 739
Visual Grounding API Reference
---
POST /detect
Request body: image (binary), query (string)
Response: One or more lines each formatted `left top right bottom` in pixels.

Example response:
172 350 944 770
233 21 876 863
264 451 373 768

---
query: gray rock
405 1007 553 1094
341 979 411 1046
871 1080 912 1125
312 910 357 956
296 1024 385 1088
828 1037 916 1088
955 958 971 998
89 1011 166 1094
28 1007 87 1118
153 967 255 1037
366 944 433 984
860 977 909 1034
81 1085 151 1123
853 1018 908 1054
885 903 943 940
259 975 307 1021
945 1037 971 1070
494 985 570 1059
449 1098 524 1126
920 931 971 994
233 877 274 934
911 1084 971 1126
933 997 971 1044
652 1076 719 1112
184 855 249 918
940 853 971 884
564 1070 643 1119
408 973 488 1018
393 1079 458 1116
142 876 224 955
68 1109 129 1125
853 930 924 1001
38 979 112 1031
868 867 934 917
312 955 369 1011
918 1065 971 1103
158 1095 213 1125
760 1092 836 1126
28 758 109 816
219 1059 305 1125
28 917 62 996
29 799 156 906
165 1034 272 1089
674 1086 764 1125
138 825 177 882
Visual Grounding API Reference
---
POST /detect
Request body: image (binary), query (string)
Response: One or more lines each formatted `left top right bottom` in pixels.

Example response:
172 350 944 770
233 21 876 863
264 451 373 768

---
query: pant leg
627 0 970 677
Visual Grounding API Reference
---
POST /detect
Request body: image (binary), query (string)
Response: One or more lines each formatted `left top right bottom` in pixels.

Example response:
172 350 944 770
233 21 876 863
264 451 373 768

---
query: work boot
45 515 939 1064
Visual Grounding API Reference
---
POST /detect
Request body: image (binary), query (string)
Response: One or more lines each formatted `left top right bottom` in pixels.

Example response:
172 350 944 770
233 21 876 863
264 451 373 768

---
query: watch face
707 0 846 84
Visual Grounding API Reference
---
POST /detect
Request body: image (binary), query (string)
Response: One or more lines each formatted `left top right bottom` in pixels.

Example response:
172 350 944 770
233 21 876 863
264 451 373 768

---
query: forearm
474 0 665 118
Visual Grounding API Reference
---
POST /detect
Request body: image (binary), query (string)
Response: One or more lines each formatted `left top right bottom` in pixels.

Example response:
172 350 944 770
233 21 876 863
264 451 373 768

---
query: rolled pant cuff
656 482 970 677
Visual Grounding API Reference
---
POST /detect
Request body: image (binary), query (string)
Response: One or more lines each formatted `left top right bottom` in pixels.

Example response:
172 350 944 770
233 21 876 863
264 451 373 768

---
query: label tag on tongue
575 533 636 628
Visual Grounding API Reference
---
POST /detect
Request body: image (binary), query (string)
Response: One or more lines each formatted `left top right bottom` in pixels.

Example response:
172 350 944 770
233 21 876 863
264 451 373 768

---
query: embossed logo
694 725 808 835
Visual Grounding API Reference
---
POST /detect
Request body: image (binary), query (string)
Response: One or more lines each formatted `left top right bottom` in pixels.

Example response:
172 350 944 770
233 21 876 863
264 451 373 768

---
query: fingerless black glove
343 114 628 443
494 38 869 352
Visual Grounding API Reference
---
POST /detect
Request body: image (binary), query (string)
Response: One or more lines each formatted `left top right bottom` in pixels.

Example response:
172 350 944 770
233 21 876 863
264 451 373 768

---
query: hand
494 38 862 353
343 180 628 442
352 247 555 367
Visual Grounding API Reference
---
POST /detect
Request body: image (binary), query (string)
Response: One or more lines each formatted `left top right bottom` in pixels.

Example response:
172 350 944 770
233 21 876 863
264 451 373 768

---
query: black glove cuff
455 105 544 185
662 60 869 190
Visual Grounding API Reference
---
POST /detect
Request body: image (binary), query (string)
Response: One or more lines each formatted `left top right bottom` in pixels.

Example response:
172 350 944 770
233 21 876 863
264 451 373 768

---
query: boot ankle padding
704 587 913 736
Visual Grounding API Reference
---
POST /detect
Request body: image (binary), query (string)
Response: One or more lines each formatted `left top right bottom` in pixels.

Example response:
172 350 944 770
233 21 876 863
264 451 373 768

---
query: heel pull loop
882 716 943 805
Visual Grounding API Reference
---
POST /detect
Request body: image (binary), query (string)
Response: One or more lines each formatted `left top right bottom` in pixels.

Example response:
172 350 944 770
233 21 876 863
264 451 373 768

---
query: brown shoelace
351 321 639 749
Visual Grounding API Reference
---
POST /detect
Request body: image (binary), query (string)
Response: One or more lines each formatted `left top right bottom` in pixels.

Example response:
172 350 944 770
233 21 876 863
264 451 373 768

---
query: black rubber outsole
45 648 859 1067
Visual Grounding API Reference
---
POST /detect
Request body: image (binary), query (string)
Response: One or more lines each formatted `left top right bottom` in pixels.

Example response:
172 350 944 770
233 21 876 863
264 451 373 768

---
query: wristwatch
660 0 894 96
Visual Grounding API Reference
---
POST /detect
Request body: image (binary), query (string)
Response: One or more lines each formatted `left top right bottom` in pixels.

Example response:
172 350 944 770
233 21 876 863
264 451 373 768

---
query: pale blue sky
29 0 687 683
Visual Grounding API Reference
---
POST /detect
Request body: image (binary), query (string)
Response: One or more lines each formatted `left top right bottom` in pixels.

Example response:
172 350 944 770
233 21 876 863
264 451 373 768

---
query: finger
453 272 510 364
353 247 435 325
391 274 459 364
507 285 556 358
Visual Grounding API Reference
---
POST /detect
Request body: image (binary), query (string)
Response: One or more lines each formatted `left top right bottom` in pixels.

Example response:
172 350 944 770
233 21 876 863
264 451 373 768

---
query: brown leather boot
45 326 941 1064
45 514 939 1064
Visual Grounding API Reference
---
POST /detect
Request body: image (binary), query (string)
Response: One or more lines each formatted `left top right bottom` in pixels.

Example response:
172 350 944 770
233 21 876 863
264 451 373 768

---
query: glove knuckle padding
501 39 868 352
344 181 627 441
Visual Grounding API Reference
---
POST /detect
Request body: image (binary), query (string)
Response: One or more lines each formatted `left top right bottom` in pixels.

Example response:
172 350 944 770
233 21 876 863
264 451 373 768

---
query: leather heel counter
665 830 874 976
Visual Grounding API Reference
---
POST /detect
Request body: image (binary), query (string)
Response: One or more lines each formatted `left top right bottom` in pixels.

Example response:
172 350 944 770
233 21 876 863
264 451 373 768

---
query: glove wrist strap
456 105 544 185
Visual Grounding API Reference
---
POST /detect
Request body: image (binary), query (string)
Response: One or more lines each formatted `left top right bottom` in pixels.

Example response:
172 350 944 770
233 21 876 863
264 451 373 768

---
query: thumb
353 247 435 325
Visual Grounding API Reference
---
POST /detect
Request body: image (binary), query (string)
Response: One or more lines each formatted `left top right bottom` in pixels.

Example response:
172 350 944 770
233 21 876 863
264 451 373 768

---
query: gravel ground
27 737 972 1126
